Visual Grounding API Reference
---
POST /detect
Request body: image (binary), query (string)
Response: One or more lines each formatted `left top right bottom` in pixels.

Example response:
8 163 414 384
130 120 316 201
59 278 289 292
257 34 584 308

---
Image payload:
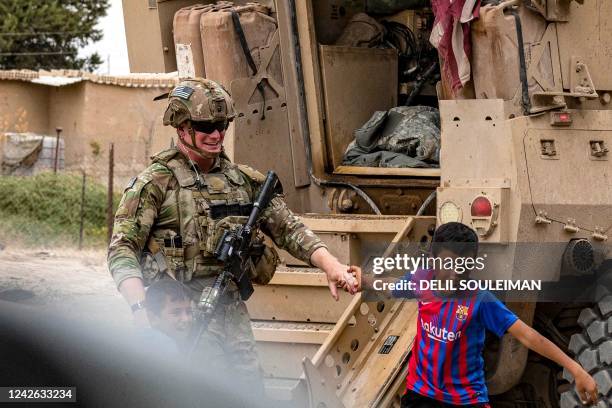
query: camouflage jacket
108 148 326 288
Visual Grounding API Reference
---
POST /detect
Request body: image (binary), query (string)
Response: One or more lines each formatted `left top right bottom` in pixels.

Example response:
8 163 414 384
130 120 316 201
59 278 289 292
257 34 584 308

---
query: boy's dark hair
431 222 479 257
145 280 192 316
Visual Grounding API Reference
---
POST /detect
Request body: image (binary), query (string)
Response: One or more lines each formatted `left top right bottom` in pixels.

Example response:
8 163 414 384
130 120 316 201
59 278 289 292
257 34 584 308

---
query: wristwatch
130 300 146 313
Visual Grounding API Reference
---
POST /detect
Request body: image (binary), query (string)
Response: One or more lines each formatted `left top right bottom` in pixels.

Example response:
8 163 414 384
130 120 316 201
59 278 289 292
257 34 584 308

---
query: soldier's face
153 296 193 340
178 123 225 156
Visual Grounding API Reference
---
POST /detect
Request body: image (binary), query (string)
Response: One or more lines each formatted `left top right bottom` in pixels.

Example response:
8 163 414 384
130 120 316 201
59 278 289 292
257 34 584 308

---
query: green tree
0 0 110 72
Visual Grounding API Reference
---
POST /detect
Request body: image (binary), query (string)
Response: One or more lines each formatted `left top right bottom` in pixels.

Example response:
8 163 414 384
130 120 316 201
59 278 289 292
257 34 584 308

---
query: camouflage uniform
108 147 326 379
342 105 441 168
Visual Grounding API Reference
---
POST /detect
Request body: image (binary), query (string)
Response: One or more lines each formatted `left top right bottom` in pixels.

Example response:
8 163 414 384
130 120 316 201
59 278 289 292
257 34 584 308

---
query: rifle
188 171 280 355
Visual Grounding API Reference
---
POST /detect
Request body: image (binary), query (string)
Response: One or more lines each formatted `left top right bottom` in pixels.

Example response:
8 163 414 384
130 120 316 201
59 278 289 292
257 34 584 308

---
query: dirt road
0 247 131 326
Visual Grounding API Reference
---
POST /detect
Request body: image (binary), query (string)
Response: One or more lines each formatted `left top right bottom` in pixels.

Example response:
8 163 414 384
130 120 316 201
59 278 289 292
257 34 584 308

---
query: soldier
108 78 359 390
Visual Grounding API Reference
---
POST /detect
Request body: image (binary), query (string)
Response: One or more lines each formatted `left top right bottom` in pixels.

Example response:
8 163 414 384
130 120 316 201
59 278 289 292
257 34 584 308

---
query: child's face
435 249 458 281
433 249 473 294
151 296 193 340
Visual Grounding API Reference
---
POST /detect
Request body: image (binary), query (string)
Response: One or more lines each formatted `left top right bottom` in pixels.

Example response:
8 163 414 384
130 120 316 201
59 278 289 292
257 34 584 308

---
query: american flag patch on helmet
171 86 194 100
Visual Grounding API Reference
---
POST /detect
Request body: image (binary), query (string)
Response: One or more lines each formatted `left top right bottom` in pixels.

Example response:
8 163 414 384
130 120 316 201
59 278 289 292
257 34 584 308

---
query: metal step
264 378 301 402
276 215 415 266
276 232 359 266
300 214 415 234
252 320 334 344
252 320 334 380
267 266 330 286
248 265 353 323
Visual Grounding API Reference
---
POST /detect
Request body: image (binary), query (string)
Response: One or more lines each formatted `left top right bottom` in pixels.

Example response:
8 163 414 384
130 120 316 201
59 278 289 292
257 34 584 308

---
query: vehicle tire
559 286 612 408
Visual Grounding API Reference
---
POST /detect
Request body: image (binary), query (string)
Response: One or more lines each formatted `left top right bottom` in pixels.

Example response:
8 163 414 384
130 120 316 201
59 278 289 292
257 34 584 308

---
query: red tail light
558 113 571 122
471 196 492 217
551 111 572 126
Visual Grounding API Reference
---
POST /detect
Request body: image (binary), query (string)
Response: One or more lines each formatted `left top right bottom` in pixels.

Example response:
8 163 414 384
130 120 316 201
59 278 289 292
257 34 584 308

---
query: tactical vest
141 149 278 285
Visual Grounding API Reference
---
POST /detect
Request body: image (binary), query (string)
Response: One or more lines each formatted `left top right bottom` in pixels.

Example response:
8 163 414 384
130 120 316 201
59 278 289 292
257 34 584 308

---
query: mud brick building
0 69 178 188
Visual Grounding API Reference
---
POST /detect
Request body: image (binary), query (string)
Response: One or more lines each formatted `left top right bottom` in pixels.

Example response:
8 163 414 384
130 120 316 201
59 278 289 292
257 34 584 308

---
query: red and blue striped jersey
396 269 518 405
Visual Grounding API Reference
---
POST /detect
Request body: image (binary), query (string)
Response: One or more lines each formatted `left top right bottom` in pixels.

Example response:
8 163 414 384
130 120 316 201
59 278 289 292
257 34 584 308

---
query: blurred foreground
0 247 293 407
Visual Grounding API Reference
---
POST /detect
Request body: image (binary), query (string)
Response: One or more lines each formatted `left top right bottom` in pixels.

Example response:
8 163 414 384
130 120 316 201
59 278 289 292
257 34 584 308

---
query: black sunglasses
190 121 228 134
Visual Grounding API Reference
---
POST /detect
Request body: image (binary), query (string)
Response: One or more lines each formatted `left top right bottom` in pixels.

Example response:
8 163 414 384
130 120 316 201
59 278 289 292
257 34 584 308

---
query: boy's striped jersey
396 269 518 405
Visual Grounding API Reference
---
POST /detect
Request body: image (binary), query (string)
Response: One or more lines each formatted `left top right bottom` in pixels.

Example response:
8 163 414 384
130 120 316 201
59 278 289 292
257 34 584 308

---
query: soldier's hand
325 264 355 301
329 264 361 300
326 270 343 301
310 247 359 300
346 266 362 292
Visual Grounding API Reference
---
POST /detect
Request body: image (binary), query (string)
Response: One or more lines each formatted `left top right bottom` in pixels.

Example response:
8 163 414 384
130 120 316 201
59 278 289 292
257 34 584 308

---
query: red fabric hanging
430 0 481 92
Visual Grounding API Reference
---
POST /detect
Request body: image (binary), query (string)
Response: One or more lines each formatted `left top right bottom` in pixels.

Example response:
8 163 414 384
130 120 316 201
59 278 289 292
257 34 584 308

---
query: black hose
510 9 532 115
312 178 382 215
382 20 418 57
405 62 439 106
416 190 436 216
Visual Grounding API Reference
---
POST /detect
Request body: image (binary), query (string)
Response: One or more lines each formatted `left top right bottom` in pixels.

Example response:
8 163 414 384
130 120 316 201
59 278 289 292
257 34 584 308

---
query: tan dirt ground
0 247 132 326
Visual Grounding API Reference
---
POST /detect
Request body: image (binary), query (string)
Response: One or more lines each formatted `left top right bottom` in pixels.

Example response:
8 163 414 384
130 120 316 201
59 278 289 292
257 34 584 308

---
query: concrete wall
0 79 175 191
0 82 49 134
46 83 86 172
78 82 174 186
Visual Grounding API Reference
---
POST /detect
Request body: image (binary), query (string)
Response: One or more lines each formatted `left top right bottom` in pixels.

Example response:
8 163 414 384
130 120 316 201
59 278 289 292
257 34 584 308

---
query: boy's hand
507 320 599 405
336 266 361 295
347 265 362 292
573 369 598 405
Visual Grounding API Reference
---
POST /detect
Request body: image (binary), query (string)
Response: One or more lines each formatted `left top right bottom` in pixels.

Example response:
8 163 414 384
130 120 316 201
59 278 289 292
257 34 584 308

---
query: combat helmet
163 78 236 128
163 78 236 159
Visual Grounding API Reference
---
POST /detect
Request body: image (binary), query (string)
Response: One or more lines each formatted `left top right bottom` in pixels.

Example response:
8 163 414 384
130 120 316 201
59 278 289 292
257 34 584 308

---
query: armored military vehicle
122 0 611 406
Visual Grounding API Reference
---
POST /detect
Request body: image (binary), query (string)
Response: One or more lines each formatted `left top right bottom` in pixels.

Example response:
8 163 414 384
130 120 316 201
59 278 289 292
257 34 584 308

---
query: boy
359 222 599 407
143 279 193 352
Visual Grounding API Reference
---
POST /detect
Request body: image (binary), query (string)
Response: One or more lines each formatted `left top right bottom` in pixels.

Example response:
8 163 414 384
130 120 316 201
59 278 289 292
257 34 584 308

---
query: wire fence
0 31 90 36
